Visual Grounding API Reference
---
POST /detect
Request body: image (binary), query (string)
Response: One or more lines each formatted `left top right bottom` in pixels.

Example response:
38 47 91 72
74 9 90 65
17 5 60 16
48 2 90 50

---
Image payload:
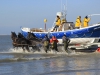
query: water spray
88 14 100 17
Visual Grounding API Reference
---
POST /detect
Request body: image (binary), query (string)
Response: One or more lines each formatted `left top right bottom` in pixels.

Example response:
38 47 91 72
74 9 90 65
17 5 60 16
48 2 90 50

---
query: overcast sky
0 0 100 35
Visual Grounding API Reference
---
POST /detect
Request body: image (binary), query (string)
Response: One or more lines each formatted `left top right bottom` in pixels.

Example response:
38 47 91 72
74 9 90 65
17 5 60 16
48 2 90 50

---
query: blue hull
21 24 100 39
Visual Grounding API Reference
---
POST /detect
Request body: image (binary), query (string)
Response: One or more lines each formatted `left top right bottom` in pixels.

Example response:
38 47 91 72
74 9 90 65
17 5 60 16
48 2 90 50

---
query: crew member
59 18 67 31
83 16 90 27
42 35 50 53
50 36 59 52
62 34 70 52
75 16 82 29
52 16 61 32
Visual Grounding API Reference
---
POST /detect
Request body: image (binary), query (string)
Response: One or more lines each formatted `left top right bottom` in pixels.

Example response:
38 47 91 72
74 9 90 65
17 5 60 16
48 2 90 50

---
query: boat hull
21 24 100 44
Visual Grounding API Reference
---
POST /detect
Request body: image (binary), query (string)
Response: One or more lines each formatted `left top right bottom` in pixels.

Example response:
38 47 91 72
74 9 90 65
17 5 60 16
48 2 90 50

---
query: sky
0 0 100 35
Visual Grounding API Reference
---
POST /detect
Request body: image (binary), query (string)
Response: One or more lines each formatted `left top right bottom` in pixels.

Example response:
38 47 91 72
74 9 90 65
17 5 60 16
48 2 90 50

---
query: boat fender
96 47 100 52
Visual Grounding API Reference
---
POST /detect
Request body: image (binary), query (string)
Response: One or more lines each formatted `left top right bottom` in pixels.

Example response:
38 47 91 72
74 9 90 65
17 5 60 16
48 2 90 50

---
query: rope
84 31 93 37
88 14 100 17
13 42 28 46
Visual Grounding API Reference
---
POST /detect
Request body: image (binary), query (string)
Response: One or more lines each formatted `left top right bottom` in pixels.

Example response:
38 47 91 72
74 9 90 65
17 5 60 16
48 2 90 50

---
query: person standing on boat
83 16 90 27
52 15 61 32
42 35 50 53
62 34 70 52
50 36 59 52
75 16 82 29
59 18 67 31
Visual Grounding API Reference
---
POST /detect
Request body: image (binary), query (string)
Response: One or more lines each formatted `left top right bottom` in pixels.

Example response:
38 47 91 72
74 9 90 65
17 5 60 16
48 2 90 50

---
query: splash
9 48 24 53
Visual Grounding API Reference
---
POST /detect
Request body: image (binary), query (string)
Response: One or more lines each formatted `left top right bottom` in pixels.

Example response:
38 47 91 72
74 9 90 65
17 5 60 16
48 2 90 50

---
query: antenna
61 0 62 12
51 0 67 29
66 0 67 15
61 0 67 20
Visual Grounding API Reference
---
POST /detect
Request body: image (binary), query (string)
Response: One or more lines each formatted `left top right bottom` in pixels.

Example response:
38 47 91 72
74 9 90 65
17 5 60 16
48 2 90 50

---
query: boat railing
48 22 75 32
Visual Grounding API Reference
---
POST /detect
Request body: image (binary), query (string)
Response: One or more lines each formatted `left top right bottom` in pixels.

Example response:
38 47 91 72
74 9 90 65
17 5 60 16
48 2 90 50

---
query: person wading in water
62 34 70 53
42 35 50 53
50 36 59 52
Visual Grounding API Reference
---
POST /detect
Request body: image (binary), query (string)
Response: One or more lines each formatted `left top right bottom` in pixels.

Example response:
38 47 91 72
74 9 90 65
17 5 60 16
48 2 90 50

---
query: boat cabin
30 22 75 33
59 22 75 31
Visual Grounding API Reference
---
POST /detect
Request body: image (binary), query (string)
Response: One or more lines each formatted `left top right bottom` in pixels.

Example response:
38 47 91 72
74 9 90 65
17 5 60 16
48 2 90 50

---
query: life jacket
75 16 81 27
83 18 90 27
50 39 53 43
56 18 61 26
50 36 58 43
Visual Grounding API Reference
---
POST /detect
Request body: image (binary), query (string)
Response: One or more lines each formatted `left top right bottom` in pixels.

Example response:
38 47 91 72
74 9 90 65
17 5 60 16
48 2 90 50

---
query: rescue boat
21 10 100 45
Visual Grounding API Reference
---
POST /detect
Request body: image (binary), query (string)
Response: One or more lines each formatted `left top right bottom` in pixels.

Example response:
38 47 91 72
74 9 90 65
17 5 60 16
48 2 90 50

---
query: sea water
0 35 100 75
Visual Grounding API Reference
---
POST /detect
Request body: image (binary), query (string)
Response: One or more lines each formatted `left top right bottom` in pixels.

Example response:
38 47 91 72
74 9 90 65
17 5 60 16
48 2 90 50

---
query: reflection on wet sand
0 51 100 75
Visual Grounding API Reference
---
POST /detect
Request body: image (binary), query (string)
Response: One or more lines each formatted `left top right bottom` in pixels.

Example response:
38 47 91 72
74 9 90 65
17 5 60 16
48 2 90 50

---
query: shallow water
0 35 100 75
